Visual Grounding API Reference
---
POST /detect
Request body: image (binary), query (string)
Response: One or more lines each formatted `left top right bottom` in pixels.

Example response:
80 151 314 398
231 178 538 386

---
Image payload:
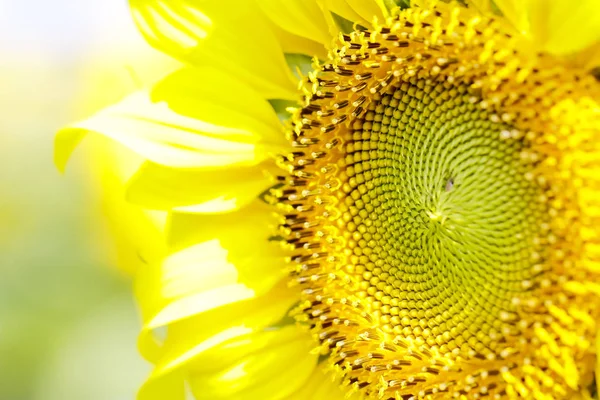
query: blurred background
0 1 176 398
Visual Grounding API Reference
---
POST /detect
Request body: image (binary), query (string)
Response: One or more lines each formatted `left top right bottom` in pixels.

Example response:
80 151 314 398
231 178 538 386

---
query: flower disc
276 2 600 399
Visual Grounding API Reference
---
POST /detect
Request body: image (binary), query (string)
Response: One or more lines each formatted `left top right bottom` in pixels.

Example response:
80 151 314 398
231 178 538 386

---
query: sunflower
56 0 600 399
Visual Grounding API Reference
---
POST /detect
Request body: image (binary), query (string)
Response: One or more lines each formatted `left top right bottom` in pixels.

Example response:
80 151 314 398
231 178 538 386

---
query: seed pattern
274 2 600 399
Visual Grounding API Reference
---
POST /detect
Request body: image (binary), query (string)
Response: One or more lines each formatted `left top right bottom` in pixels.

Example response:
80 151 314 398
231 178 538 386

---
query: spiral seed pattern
274 2 600 399
342 79 548 356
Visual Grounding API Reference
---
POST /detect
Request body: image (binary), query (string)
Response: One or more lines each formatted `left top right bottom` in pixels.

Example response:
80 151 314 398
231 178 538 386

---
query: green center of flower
345 79 548 350
275 3 600 398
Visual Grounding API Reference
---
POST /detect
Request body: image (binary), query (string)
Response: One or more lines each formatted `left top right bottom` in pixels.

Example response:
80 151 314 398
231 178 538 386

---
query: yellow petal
484 0 529 34
56 67 287 170
288 364 361 400
467 0 491 12
136 240 250 330
88 136 169 274
135 201 287 336
187 326 318 400
321 0 368 27
534 0 600 56
136 235 286 332
345 0 388 24
493 0 600 56
56 92 252 170
55 129 87 173
152 67 288 147
126 160 276 213
138 280 297 369
138 370 185 400
268 22 329 59
165 200 284 252
130 0 297 99
257 0 333 46
574 42 600 70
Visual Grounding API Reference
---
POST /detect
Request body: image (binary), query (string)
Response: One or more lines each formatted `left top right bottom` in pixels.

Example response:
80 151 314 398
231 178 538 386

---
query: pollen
275 2 600 399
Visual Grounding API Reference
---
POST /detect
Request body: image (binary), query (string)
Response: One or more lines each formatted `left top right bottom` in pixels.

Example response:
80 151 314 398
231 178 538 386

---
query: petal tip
54 127 87 173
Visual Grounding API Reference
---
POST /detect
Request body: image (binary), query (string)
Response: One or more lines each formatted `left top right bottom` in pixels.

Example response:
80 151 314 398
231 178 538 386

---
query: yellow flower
55 25 178 276
57 0 600 399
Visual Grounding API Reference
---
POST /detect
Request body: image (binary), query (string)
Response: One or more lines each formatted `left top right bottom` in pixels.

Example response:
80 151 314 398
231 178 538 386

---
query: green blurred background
0 1 174 398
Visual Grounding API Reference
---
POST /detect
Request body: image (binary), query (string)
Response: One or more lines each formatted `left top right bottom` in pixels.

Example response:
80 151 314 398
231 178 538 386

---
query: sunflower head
277 2 600 398
57 0 600 399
